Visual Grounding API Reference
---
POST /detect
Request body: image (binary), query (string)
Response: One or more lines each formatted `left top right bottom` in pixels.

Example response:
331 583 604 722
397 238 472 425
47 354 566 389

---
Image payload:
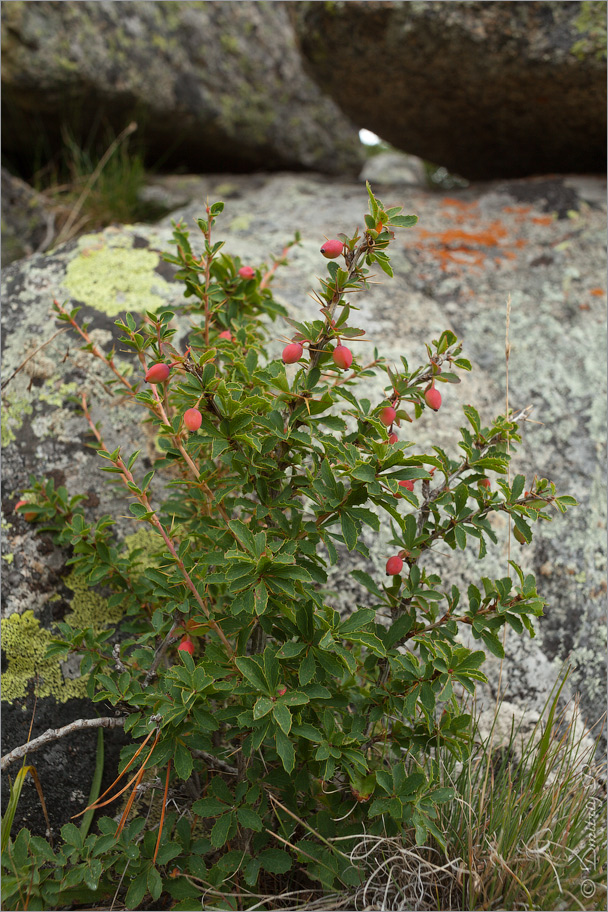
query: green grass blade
80 727 104 839
1 765 32 853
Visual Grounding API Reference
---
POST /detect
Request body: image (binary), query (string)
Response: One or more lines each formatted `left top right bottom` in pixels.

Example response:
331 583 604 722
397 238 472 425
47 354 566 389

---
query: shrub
2 185 577 910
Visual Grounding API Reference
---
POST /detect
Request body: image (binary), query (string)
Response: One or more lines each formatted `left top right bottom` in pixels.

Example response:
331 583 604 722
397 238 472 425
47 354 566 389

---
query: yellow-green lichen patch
38 379 79 410
0 611 86 703
62 231 174 316
1 397 33 447
121 527 164 580
1 572 125 704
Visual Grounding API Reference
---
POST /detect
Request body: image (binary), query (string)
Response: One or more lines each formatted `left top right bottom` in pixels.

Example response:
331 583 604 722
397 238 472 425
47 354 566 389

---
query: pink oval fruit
320 239 343 259
282 342 304 364
332 345 353 370
388 432 399 445
218 330 233 341
386 555 404 576
178 636 195 656
184 408 203 431
424 385 442 411
238 266 255 279
145 362 170 384
380 406 397 427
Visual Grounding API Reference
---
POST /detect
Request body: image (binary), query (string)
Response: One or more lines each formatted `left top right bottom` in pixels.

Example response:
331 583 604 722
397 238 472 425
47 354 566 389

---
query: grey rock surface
2 171 606 821
1 168 55 267
293 0 607 179
1 0 362 176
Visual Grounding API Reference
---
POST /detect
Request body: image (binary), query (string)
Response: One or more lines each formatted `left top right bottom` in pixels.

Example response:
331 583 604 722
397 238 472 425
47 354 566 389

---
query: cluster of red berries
281 341 353 370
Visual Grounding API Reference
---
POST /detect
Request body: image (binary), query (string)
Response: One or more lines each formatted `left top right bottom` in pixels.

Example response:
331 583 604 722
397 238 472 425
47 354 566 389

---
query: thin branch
1 327 70 391
1 717 125 771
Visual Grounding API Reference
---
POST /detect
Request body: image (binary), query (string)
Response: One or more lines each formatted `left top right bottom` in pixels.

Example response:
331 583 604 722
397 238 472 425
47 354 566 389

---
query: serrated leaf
339 608 376 635
340 511 358 551
210 812 234 848
235 656 269 693
259 848 292 874
299 651 316 685
510 474 526 501
237 807 263 832
253 696 273 719
275 729 295 773
192 797 228 816
273 702 292 735
125 872 148 909
173 742 194 780
351 568 385 600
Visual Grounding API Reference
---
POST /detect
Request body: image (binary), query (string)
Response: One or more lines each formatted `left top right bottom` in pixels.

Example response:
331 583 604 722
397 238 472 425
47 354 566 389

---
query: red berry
379 406 397 427
282 342 304 364
386 555 404 576
218 330 233 341
178 636 195 656
184 408 203 431
276 685 287 697
320 239 343 259
332 345 353 370
145 362 170 384
424 385 442 411
238 266 255 279
388 432 399 445
479 478 491 489
395 479 415 498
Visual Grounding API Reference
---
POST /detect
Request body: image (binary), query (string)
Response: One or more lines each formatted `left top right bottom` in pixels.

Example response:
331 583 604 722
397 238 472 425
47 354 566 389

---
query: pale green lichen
38 380 79 409
1 397 33 447
121 527 164 579
1 570 124 703
62 231 173 316
229 214 254 233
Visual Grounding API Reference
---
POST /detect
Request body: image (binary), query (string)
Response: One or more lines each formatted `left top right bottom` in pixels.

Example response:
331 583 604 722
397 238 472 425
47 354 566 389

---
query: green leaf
259 848 292 874
173 742 194 780
273 702 292 735
253 696 274 719
454 524 467 550
511 474 526 502
481 630 505 658
235 656 269 693
291 723 323 742
275 729 295 773
237 807 263 832
389 214 418 228
351 463 377 484
125 872 148 909
299 652 316 686
211 812 234 848
350 569 385 600
339 608 376 635
148 866 163 902
340 511 358 551
192 797 228 816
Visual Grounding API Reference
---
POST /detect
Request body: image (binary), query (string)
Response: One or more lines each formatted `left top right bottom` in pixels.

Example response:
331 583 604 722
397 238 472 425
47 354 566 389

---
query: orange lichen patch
417 224 509 247
531 216 554 226
502 206 532 216
440 198 479 210
590 288 606 296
